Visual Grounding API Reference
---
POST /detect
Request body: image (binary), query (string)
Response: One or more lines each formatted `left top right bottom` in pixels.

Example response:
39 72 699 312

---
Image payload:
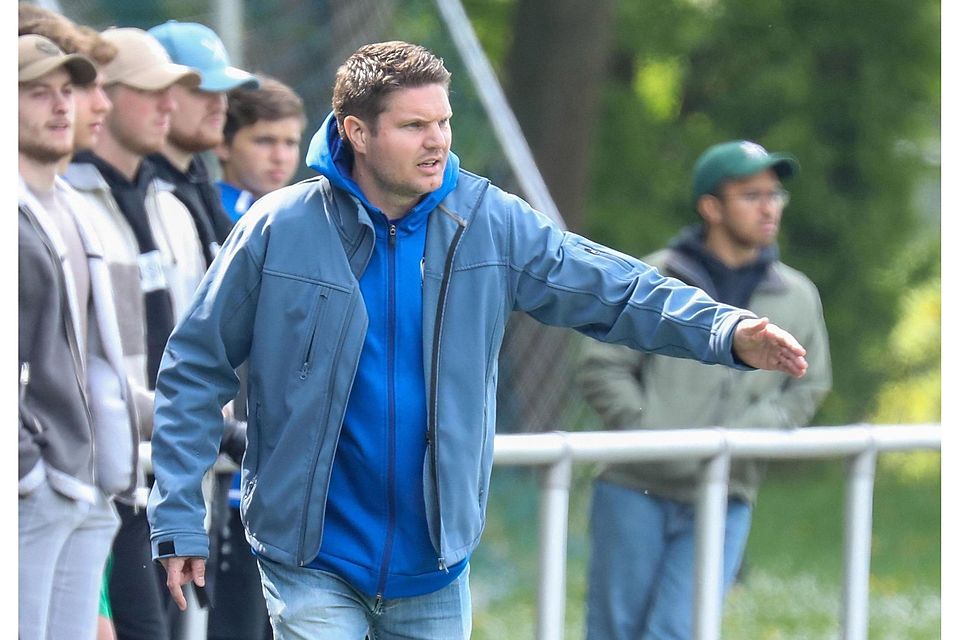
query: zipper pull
438 557 448 572
19 362 30 403
389 223 397 247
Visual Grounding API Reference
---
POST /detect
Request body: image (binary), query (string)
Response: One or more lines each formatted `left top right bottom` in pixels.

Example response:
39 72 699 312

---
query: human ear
697 194 723 225
343 115 368 154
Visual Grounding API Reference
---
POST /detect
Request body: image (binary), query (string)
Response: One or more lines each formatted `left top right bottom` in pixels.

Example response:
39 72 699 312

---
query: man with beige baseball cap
19 32 97 85
62 29 207 640
19 33 137 640
99 26 201 91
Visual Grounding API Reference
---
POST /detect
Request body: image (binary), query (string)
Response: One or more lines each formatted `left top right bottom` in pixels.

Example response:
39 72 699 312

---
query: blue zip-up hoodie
303 113 465 597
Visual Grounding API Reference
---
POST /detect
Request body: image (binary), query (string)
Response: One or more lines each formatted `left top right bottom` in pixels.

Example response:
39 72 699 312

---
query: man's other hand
159 556 206 611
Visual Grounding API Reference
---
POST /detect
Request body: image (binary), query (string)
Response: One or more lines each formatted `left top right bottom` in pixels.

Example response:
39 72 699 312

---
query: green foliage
581 0 940 424
871 275 941 424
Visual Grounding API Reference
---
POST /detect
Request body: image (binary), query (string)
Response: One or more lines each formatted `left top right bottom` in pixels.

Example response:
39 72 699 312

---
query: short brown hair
18 2 117 68
332 41 451 144
223 74 306 145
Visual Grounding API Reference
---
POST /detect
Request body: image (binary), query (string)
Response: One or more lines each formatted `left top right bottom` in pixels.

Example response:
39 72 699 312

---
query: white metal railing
491 424 942 640
144 423 941 640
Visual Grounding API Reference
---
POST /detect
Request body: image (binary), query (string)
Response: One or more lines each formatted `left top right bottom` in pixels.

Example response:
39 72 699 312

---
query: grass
470 454 940 639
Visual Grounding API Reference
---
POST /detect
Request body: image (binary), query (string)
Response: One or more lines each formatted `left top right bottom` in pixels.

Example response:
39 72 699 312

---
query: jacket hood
305 111 460 218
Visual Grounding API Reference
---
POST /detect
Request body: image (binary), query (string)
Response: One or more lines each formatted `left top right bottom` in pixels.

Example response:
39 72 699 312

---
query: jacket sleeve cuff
718 311 759 370
151 532 209 561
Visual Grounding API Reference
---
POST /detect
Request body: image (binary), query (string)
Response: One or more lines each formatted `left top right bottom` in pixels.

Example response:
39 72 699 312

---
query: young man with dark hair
578 140 832 640
216 74 306 221
208 73 306 640
148 42 809 639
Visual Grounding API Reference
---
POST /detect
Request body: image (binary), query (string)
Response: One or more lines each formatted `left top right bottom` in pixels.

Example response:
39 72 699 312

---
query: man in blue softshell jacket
147 40 808 639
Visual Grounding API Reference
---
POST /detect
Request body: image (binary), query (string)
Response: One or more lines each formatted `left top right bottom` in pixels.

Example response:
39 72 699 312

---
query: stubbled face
19 67 75 164
218 117 303 198
105 84 177 156
167 85 228 153
712 169 785 250
348 83 452 217
73 71 112 151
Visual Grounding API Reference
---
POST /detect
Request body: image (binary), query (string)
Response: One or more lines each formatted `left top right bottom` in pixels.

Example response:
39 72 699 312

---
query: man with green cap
578 140 833 640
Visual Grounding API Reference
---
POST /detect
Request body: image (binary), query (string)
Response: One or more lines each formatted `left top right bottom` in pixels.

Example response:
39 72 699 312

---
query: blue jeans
257 558 472 639
585 479 752 640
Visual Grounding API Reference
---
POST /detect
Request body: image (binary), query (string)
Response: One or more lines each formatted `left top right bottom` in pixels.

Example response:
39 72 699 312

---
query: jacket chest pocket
298 290 330 379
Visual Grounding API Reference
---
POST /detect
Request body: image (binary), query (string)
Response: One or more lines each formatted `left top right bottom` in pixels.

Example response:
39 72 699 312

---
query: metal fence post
694 448 731 640
537 449 573 640
841 447 877 640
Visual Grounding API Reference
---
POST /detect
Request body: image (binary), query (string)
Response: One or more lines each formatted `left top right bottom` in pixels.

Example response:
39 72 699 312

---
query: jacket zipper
19 363 32 415
427 210 467 571
298 292 328 379
376 222 399 600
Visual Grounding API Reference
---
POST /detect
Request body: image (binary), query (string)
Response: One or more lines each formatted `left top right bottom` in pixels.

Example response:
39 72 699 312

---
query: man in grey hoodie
19 34 138 640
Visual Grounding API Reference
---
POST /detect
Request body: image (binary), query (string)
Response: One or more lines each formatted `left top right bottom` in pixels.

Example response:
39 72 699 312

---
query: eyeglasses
720 189 791 208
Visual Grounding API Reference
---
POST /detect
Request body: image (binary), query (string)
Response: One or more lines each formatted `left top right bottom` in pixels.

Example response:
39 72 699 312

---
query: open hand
733 317 808 378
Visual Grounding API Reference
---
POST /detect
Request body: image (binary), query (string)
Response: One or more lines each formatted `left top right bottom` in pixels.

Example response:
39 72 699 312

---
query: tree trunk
498 0 615 432
505 0 615 233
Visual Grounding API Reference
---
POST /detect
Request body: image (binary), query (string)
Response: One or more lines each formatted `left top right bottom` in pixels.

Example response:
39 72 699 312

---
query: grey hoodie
19 176 140 504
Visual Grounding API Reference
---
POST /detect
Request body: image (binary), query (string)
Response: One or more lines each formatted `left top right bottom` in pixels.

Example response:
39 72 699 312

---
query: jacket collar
65 157 176 195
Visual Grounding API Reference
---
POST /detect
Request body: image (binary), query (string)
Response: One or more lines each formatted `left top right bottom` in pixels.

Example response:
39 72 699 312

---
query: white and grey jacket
63 162 207 437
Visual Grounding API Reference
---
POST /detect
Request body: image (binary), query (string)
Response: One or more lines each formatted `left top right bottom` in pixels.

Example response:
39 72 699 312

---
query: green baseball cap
692 140 799 201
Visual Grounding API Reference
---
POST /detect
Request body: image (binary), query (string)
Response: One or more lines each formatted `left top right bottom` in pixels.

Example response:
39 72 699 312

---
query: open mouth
418 158 443 171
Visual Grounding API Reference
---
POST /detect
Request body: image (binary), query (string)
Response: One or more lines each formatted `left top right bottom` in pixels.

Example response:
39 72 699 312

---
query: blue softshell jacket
147 112 754 593
303 114 466 597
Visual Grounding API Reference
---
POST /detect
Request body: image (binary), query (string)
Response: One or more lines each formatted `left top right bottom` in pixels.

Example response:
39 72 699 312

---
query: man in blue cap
145 20 258 637
579 140 833 640
147 20 259 264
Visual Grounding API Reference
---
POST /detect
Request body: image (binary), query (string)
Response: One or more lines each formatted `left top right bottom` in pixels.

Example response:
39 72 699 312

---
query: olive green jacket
577 246 832 504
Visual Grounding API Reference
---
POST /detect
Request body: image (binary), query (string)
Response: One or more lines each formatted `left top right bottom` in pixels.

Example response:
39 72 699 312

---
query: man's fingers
766 322 806 356
191 558 206 587
776 349 808 378
161 557 206 611
168 580 188 611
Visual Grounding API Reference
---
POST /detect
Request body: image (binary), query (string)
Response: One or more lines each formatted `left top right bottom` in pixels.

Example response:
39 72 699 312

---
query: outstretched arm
733 317 808 378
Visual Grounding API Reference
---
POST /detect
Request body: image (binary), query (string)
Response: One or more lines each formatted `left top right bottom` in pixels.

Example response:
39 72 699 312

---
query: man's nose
424 122 445 147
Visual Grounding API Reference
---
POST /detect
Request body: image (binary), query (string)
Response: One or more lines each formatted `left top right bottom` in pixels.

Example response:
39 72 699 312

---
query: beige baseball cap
19 34 97 85
100 27 201 90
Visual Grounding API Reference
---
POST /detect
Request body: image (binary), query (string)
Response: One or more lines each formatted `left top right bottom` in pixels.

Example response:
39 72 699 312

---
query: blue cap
147 20 259 92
